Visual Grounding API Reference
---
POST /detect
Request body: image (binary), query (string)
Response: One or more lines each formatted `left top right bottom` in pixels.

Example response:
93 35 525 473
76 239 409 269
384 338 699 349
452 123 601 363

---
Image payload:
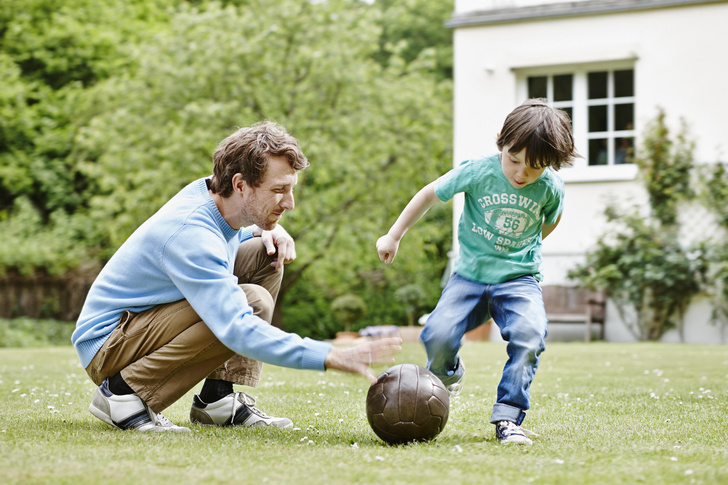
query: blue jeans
420 273 548 426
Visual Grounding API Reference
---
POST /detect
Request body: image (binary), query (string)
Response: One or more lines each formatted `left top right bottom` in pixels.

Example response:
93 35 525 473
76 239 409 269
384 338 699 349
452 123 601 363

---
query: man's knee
235 238 278 277
239 284 276 323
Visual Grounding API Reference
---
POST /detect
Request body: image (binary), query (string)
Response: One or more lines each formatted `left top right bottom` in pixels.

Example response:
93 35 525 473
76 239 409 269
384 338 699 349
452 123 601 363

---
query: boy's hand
376 234 400 264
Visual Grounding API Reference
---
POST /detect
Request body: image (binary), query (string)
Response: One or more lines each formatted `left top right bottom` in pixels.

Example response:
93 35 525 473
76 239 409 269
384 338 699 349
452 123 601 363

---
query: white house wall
449 0 728 342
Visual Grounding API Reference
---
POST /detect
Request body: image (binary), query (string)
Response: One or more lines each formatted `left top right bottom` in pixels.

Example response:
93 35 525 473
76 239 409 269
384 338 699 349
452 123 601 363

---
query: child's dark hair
496 98 578 170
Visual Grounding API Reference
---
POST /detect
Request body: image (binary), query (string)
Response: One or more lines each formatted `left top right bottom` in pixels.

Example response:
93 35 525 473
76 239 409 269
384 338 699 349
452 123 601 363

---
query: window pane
589 139 609 165
559 107 573 124
614 69 634 97
553 74 573 101
615 103 634 131
614 137 634 164
588 71 608 99
528 76 547 98
589 105 608 132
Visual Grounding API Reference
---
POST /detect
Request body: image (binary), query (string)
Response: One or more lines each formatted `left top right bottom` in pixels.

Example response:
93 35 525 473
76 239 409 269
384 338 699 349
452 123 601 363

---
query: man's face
500 145 545 189
239 156 297 230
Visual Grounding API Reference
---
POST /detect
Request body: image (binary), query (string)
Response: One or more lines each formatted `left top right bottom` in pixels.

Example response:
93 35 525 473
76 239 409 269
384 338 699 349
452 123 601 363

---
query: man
73 121 401 432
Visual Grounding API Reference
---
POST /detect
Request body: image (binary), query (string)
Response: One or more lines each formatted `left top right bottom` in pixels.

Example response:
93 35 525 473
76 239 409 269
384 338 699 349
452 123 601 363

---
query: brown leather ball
366 364 450 444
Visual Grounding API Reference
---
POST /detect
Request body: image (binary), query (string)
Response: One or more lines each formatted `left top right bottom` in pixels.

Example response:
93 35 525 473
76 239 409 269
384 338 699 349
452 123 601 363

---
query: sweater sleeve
161 226 331 371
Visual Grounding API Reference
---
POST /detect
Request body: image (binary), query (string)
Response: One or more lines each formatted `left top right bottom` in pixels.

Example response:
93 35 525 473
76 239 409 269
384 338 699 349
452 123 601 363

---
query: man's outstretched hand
324 336 403 382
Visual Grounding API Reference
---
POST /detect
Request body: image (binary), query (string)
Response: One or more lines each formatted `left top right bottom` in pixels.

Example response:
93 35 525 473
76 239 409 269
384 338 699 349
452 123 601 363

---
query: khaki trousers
85 238 281 412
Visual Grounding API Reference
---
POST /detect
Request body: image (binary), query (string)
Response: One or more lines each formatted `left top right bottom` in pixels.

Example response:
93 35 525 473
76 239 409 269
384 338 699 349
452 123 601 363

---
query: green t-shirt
434 154 565 284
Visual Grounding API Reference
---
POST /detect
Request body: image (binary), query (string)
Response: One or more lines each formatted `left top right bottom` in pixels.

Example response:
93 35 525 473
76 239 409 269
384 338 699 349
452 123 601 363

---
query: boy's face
499 145 545 189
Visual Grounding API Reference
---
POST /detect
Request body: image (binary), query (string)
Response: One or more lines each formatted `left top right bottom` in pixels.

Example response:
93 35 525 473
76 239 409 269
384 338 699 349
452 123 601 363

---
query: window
523 66 635 167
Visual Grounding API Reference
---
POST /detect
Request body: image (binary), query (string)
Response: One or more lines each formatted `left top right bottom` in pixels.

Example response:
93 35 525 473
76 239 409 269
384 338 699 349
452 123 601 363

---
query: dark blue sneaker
495 420 537 445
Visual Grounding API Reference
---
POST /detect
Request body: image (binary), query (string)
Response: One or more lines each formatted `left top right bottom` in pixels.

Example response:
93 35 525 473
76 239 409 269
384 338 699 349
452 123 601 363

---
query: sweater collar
199 178 239 241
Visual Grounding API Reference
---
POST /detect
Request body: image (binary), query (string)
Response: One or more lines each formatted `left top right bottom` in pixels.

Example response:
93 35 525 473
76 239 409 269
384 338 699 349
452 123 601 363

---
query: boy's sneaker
190 392 293 428
442 358 465 396
89 379 190 432
495 420 537 445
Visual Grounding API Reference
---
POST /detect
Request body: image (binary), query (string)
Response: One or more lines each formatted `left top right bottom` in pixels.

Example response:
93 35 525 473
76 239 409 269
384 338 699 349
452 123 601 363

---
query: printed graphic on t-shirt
434 155 563 283
483 207 536 238
472 193 540 253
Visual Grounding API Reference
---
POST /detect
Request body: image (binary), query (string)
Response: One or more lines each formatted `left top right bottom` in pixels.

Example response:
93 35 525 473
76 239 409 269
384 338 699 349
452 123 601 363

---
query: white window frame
515 60 638 183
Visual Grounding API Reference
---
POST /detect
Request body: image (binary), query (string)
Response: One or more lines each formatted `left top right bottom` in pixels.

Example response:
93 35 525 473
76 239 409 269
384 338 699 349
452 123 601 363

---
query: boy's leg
205 237 282 387
420 273 490 387
489 276 548 426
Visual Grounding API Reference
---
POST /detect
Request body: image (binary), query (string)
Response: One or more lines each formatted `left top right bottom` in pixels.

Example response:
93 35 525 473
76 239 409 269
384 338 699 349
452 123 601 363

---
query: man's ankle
199 379 234 403
108 372 134 395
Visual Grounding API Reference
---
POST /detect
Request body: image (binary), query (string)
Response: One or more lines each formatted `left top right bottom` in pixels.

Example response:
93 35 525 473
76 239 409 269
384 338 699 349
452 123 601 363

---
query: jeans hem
490 403 526 425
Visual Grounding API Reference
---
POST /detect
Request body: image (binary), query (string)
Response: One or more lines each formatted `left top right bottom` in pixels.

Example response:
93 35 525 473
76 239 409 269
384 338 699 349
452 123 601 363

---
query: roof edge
447 0 728 28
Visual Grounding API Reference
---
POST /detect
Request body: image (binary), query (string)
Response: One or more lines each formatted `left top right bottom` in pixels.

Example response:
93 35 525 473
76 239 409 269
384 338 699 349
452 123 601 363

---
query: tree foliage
394 284 426 326
0 0 454 336
331 294 367 333
372 0 454 80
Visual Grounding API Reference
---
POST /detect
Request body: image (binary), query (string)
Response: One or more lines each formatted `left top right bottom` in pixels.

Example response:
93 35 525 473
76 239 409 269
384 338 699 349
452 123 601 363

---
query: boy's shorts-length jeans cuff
490 403 526 425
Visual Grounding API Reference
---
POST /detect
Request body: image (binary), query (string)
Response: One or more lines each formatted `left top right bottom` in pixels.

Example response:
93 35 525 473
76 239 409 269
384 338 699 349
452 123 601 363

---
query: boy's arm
541 213 562 240
377 182 440 264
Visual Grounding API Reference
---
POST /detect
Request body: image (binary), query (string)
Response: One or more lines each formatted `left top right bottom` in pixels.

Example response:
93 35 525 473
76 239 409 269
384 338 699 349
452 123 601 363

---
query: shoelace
234 392 270 418
498 421 538 438
154 413 176 428
499 421 526 436
146 406 175 428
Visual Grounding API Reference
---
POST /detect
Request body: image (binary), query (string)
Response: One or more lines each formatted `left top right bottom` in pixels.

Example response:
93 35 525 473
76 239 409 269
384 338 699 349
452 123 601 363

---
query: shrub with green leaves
698 162 728 330
331 294 367 334
569 207 706 340
569 109 707 340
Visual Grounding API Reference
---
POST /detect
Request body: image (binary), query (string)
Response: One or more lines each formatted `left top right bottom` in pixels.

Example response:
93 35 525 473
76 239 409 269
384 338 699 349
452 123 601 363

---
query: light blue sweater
72 178 331 371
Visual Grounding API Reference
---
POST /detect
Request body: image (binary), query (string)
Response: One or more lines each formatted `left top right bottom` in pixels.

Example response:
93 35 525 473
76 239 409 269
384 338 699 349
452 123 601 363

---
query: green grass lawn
1 341 727 485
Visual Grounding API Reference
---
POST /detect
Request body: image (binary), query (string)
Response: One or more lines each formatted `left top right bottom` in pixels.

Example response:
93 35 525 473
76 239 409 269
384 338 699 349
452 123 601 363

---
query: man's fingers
363 368 377 383
261 234 277 255
324 337 402 381
367 337 402 365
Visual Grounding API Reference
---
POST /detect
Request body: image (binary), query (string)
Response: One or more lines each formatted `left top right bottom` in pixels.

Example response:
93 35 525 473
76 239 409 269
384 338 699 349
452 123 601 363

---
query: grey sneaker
441 358 465 396
89 379 190 432
495 420 537 445
190 392 293 428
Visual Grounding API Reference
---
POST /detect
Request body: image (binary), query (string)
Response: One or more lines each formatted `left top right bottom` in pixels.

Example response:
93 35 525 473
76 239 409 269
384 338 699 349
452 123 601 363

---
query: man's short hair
209 121 309 197
496 98 578 170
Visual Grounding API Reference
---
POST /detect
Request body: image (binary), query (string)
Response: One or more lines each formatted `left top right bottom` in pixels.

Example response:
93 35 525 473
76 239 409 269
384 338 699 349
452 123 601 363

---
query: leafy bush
698 163 728 330
394 284 426 326
569 109 707 340
0 318 75 347
331 294 367 333
568 208 706 340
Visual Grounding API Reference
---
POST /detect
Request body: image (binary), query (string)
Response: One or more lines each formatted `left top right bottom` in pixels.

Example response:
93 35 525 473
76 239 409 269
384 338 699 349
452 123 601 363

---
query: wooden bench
542 285 606 342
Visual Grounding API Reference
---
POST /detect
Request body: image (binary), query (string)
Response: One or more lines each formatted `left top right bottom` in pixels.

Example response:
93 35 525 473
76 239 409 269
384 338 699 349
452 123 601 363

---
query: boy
376 99 576 444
